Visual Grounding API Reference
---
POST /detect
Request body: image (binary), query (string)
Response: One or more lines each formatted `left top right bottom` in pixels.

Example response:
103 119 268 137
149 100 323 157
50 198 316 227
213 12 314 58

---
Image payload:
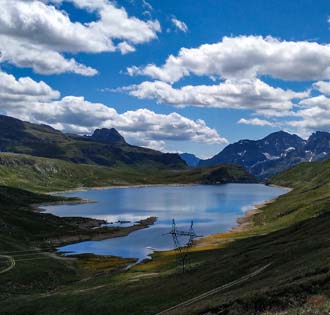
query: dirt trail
0 255 15 275
155 263 272 315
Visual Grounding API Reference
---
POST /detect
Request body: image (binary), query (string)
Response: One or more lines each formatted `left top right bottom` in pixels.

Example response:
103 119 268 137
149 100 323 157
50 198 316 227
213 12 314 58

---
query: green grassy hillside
0 186 139 299
0 186 78 249
3 184 330 315
1 159 330 314
0 152 255 192
269 159 330 189
248 159 330 232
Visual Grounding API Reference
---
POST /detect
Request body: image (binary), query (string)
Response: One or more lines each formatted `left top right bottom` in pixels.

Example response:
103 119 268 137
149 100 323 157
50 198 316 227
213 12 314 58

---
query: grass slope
0 152 255 192
3 158 330 314
3 199 330 314
0 187 82 299
250 159 330 232
0 186 143 299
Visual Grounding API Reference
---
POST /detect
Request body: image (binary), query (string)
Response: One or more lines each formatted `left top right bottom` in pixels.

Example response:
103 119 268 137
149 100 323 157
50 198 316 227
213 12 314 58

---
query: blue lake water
44 184 288 261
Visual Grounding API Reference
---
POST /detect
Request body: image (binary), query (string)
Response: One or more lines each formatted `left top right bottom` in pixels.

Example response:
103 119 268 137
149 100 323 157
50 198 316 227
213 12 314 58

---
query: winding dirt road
0 249 50 275
0 255 15 275
0 251 271 315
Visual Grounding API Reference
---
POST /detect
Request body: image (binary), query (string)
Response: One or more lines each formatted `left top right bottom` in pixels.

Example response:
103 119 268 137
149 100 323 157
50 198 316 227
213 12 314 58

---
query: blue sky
2 0 330 158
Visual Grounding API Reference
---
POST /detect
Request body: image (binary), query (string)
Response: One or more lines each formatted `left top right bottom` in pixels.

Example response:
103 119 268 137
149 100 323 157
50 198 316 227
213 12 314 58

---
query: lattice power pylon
164 219 202 273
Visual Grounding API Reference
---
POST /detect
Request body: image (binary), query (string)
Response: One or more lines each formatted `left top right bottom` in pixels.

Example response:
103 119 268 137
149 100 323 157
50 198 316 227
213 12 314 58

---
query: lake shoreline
33 198 96 212
47 216 158 248
231 184 292 233
194 184 291 250
46 181 261 195
230 198 277 232
45 183 289 263
267 183 293 190
47 182 284 240
31 193 159 249
46 183 199 195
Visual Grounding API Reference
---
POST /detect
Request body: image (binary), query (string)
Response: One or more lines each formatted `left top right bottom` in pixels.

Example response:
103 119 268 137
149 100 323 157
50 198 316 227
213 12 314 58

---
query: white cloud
0 70 226 149
122 79 308 115
171 17 188 33
117 42 136 54
288 95 330 133
0 0 160 75
239 95 330 137
0 70 60 104
0 36 98 76
127 35 330 83
238 118 274 126
313 81 330 95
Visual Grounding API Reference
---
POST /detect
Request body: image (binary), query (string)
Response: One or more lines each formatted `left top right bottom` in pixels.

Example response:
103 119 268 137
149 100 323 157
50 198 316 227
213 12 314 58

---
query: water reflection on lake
44 184 288 261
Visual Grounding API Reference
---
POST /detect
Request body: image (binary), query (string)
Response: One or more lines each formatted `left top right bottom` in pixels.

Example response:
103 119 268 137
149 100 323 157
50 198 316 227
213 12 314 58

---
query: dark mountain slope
0 152 255 192
89 128 127 145
179 153 200 167
304 131 330 159
0 115 185 169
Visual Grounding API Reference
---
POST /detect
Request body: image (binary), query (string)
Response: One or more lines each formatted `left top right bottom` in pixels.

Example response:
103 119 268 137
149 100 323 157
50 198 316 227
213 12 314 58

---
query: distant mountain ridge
0 152 256 192
200 130 330 178
0 115 185 169
180 153 200 167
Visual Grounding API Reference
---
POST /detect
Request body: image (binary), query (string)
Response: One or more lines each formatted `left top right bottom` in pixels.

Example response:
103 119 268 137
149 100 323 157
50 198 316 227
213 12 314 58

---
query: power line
164 219 202 273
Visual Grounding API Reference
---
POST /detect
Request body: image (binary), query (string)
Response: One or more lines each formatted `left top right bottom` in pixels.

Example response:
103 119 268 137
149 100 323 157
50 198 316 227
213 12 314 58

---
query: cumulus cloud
287 95 330 134
0 70 226 150
0 36 98 76
238 118 274 126
127 36 330 83
117 42 136 54
122 79 309 115
171 17 188 33
313 81 330 95
0 70 60 104
0 0 160 75
242 94 330 137
124 35 330 128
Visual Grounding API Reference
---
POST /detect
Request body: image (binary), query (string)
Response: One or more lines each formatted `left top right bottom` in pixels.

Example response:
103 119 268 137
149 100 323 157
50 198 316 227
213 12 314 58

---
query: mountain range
2 114 330 180
199 130 330 178
0 115 185 169
0 114 259 191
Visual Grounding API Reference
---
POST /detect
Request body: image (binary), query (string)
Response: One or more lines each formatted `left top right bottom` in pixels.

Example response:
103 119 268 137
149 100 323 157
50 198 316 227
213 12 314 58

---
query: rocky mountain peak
199 130 330 178
91 128 126 145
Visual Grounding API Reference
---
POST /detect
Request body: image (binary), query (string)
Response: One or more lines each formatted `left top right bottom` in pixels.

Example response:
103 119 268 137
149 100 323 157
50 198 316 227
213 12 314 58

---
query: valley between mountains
1 114 330 315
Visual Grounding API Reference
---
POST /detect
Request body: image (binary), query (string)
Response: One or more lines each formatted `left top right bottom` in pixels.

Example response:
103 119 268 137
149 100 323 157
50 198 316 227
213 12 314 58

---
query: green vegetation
250 159 330 232
0 152 255 192
72 254 136 276
2 156 330 314
3 199 330 314
262 299 330 315
0 186 80 299
0 186 156 300
269 159 330 189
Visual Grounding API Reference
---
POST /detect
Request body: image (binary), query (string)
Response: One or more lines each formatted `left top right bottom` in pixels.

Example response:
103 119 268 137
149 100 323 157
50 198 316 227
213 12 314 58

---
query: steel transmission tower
165 219 201 273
